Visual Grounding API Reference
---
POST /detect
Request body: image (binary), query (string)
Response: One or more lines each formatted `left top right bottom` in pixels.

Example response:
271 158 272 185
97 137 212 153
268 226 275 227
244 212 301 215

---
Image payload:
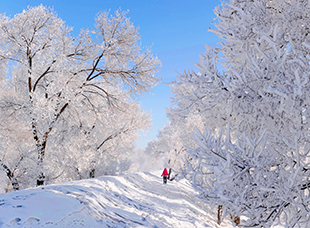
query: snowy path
0 171 225 227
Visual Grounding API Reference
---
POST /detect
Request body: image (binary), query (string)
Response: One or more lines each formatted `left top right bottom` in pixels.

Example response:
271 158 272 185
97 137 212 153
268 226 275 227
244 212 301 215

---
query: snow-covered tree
172 0 310 139
170 0 310 226
144 113 204 172
143 121 185 171
0 6 160 191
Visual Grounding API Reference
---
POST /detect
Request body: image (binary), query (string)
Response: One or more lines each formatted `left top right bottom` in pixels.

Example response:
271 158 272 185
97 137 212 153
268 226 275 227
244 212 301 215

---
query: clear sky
0 0 222 149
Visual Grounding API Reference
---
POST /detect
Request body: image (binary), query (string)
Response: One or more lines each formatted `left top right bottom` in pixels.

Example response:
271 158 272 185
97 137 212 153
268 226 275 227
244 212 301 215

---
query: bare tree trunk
89 169 95 178
36 142 46 186
36 172 45 186
217 204 240 225
27 47 46 187
0 159 19 191
217 205 223 225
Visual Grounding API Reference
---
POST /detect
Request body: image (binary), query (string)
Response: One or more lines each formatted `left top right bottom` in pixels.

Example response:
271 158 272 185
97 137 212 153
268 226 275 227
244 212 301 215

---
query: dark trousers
163 175 168 184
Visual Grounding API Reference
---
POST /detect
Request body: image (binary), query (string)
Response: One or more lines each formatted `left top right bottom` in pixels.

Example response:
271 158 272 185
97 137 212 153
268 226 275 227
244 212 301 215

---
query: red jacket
161 168 169 177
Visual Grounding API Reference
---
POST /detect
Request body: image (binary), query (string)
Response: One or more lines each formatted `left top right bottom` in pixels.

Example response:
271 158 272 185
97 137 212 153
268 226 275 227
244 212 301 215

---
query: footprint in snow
0 199 6 206
12 194 34 201
10 217 21 224
26 217 40 222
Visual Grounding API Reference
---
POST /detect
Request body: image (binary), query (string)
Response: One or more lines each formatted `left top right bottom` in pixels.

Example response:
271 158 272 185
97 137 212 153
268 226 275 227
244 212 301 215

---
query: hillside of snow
0 171 230 227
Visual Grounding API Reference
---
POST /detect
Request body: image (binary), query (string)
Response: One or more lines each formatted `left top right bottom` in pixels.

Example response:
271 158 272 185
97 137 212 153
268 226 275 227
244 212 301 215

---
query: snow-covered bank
0 171 226 227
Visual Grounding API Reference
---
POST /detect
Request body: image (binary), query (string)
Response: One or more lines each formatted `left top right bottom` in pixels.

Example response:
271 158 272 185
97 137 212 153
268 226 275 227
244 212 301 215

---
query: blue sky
0 0 222 149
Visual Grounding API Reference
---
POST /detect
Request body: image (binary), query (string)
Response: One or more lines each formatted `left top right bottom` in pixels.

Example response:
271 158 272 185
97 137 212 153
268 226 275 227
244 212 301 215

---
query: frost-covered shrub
171 0 310 226
185 126 310 227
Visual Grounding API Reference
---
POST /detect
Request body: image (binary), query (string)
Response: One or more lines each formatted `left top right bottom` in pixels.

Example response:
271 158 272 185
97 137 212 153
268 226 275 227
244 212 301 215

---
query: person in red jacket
161 168 169 184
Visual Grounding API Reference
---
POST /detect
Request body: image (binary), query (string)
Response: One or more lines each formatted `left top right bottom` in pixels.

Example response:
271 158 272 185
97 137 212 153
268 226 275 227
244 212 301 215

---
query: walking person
161 168 169 184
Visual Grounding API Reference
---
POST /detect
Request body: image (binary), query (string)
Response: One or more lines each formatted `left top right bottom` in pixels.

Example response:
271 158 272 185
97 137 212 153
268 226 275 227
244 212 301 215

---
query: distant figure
161 168 169 184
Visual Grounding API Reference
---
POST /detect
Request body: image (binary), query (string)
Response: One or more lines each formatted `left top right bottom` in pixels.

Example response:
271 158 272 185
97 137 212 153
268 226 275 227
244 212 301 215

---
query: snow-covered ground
0 171 229 227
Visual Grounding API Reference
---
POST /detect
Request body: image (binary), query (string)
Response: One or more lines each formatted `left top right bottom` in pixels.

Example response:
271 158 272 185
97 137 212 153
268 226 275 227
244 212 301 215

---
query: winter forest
1 0 310 227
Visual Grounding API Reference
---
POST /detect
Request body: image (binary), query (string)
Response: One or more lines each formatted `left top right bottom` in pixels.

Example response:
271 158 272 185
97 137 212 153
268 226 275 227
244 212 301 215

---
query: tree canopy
167 0 310 226
0 5 160 191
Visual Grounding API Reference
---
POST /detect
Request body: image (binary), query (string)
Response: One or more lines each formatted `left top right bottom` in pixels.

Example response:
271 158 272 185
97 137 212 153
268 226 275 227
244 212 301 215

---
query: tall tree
170 0 310 226
0 6 160 190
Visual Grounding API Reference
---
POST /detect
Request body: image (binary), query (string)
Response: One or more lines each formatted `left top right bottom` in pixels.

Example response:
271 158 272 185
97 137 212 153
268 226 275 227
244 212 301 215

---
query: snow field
0 171 229 227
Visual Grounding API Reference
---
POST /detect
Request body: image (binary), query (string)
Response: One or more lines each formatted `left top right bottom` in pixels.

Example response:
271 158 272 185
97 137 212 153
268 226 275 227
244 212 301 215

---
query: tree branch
97 128 129 150
86 51 105 81
33 59 56 92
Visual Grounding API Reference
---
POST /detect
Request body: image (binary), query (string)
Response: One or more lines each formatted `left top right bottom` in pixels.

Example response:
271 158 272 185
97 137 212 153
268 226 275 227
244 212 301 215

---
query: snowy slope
0 171 227 227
